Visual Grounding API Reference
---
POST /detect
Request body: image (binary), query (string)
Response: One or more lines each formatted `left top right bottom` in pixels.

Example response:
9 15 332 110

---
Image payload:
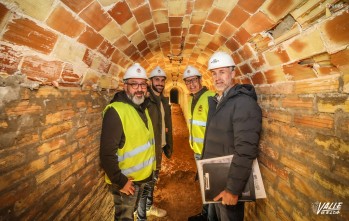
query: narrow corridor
148 104 202 221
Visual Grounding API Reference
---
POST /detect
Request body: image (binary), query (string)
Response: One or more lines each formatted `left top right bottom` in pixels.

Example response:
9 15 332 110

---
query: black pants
213 202 244 221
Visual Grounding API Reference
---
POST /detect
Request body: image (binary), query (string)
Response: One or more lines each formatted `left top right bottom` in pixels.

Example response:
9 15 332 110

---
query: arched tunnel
0 0 348 220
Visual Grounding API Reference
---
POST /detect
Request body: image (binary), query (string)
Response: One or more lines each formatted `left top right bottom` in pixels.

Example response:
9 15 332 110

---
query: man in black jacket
100 63 156 221
136 66 173 219
203 52 262 220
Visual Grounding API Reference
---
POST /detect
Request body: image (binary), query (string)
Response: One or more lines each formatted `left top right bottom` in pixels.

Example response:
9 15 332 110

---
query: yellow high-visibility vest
188 90 215 154
103 102 156 183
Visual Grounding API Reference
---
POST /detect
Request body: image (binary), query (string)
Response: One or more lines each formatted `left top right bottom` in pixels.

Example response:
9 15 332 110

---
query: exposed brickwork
0 1 349 220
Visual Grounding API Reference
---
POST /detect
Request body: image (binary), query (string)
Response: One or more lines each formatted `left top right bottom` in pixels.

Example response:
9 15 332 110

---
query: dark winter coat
203 84 262 195
99 91 151 189
147 88 173 170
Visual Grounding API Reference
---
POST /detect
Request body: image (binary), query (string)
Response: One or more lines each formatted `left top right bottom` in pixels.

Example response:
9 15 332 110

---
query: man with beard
183 65 215 221
136 66 173 220
100 63 156 221
203 51 262 220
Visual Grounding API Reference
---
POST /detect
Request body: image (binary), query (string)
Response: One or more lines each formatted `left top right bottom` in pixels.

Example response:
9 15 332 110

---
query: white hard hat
182 65 202 80
208 51 235 70
149 66 167 79
123 63 147 80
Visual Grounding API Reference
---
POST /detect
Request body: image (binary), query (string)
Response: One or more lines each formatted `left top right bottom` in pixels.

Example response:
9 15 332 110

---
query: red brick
283 62 317 81
61 0 93 13
0 157 46 192
207 8 227 24
259 153 290 181
238 0 265 13
0 2 9 23
133 4 152 24
130 52 141 61
294 114 333 129
5 100 42 116
36 157 71 184
265 47 290 66
145 31 158 42
169 17 182 27
263 67 287 84
203 22 218 35
250 55 267 71
78 26 103 49
193 0 214 11
47 5 85 38
323 11 349 47
205 42 218 51
3 18 57 54
156 23 169 33
41 121 73 140
239 63 253 75
137 40 148 51
21 56 63 85
251 71 266 85
218 21 237 39
108 1 132 25
294 76 339 94
244 11 275 35
171 36 182 44
281 96 314 110
123 44 137 57
331 48 349 67
0 44 22 74
37 138 66 155
234 28 251 45
226 5 250 28
98 40 115 58
80 1 111 31
149 0 166 10
61 63 81 85
189 24 202 35
170 27 182 36
226 37 240 52
231 52 242 65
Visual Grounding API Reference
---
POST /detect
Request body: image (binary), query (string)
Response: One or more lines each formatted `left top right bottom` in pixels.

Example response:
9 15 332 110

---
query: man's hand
213 190 239 205
120 178 135 195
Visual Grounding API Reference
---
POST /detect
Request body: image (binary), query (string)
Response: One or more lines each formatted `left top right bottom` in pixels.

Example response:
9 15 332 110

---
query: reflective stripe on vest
103 102 156 184
188 90 215 154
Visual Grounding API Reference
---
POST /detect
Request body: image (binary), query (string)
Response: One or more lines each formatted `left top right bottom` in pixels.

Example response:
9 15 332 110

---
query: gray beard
128 93 144 105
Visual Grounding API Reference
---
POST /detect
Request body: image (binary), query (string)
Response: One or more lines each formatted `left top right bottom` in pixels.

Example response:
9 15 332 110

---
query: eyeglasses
126 82 148 89
184 77 199 85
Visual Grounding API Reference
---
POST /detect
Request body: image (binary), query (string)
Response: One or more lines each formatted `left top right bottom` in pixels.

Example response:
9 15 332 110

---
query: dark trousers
136 170 159 220
213 202 244 221
110 182 149 221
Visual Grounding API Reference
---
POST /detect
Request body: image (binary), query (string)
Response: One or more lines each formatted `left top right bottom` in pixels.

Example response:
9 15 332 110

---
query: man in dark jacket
136 66 173 219
203 52 262 220
100 63 156 221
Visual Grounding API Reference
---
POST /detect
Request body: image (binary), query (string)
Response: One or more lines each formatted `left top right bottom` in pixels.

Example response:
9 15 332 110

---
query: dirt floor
148 104 203 221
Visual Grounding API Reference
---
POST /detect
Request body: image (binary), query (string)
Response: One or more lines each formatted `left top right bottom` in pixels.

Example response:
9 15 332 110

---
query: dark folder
202 162 255 202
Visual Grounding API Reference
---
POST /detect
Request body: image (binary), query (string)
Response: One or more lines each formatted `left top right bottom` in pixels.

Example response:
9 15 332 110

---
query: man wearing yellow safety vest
183 65 215 221
100 63 156 221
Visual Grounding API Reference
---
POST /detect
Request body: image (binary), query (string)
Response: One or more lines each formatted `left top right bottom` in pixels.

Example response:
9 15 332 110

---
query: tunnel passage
0 0 349 221
170 88 179 104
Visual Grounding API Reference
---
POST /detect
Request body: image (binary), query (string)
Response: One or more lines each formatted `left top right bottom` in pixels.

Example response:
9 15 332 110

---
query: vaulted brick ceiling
1 0 349 91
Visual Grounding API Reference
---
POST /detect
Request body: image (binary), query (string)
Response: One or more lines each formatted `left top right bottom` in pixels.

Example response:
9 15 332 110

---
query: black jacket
147 88 173 169
203 84 262 195
99 91 150 189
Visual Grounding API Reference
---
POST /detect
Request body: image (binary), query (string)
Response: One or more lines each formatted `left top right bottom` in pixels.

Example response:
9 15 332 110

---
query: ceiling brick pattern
0 0 348 91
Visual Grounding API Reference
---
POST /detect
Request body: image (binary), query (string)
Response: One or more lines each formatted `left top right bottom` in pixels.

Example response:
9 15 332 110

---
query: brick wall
0 84 115 220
